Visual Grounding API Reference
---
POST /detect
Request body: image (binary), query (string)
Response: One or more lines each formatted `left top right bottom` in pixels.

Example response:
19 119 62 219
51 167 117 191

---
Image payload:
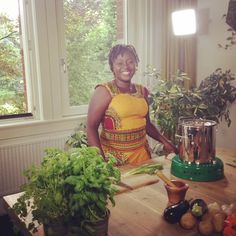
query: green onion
122 163 163 177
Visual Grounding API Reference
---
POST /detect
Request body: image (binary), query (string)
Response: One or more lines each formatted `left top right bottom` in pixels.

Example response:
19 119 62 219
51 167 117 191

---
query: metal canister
177 119 217 164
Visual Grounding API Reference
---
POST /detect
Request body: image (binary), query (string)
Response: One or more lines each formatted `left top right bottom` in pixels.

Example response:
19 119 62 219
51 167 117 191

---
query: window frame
0 0 38 122
0 0 129 126
56 0 128 116
0 0 154 143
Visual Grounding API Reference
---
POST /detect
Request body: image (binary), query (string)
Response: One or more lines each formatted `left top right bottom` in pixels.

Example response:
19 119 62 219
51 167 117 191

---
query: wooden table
3 148 236 236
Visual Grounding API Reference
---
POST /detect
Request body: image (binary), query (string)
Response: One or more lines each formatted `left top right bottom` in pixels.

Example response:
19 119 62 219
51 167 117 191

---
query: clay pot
164 179 189 204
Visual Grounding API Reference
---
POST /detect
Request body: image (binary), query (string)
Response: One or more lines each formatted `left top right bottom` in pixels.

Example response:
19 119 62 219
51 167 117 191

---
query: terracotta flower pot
164 179 189 204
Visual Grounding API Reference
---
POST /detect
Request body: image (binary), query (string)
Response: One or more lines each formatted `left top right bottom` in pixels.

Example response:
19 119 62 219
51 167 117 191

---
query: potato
208 202 221 215
222 203 236 215
212 212 226 233
201 212 212 222
198 220 214 236
180 212 197 230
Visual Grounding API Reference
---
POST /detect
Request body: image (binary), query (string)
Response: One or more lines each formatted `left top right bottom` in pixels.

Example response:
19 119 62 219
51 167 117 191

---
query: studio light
172 9 196 36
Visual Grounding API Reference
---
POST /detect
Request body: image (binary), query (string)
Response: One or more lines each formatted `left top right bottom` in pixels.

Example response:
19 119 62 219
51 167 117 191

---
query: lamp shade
172 9 196 36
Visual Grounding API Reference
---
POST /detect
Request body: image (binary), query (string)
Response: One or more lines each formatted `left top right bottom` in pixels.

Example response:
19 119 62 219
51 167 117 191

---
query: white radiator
0 136 68 197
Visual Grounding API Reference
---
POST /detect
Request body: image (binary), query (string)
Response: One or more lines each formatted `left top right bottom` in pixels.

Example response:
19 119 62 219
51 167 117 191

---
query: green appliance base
171 156 224 182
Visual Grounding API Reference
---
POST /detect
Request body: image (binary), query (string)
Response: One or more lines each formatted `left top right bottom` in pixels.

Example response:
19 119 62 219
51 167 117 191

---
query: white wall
196 0 236 149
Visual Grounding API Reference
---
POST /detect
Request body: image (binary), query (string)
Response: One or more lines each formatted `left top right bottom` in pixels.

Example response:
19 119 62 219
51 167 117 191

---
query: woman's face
112 51 136 83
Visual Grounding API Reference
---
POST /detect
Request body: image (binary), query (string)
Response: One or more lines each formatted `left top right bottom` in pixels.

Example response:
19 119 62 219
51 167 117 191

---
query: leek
122 163 163 177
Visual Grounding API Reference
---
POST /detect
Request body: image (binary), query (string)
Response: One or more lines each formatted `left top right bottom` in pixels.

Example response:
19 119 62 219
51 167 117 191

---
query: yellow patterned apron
99 80 151 164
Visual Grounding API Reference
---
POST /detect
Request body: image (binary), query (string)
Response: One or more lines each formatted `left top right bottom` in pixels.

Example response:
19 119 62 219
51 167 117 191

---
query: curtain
161 0 197 88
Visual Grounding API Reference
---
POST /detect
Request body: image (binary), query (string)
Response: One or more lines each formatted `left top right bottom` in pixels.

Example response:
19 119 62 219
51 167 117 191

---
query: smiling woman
87 44 178 165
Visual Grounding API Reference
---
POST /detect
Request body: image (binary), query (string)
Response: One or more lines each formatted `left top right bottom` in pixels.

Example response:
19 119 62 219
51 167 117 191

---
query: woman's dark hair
108 44 139 72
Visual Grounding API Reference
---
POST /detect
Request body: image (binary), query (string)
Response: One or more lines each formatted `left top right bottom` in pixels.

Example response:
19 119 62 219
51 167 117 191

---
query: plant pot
44 218 68 236
87 216 109 236
164 179 189 204
69 210 110 236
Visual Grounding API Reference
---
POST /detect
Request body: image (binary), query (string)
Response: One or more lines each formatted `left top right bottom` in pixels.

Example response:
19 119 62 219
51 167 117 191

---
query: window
0 0 126 121
0 0 33 118
58 0 126 115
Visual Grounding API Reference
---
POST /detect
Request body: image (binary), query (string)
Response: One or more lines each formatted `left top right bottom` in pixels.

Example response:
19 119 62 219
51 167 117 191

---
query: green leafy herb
65 123 88 150
13 146 121 235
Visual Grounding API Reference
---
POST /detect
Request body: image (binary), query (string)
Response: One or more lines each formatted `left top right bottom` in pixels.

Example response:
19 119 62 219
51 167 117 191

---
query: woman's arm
143 87 178 154
146 113 178 154
87 86 111 158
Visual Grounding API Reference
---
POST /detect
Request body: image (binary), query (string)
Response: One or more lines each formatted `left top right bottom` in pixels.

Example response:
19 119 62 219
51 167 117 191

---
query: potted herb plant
64 123 88 150
12 146 121 236
146 66 236 145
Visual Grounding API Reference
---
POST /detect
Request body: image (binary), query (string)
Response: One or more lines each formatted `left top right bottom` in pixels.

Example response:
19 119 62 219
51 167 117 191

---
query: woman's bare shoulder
89 84 112 107
94 84 111 98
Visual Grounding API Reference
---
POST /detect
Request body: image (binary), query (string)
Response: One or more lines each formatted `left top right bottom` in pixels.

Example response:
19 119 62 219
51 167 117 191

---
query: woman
87 44 177 164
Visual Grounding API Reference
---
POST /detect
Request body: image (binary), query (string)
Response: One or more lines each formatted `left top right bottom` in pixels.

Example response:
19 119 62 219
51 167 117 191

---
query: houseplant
64 123 129 166
64 123 88 150
146 66 236 145
12 146 121 236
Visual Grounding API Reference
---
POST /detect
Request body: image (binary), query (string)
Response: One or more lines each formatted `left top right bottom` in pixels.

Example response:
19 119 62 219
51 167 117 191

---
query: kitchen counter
3 148 236 236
